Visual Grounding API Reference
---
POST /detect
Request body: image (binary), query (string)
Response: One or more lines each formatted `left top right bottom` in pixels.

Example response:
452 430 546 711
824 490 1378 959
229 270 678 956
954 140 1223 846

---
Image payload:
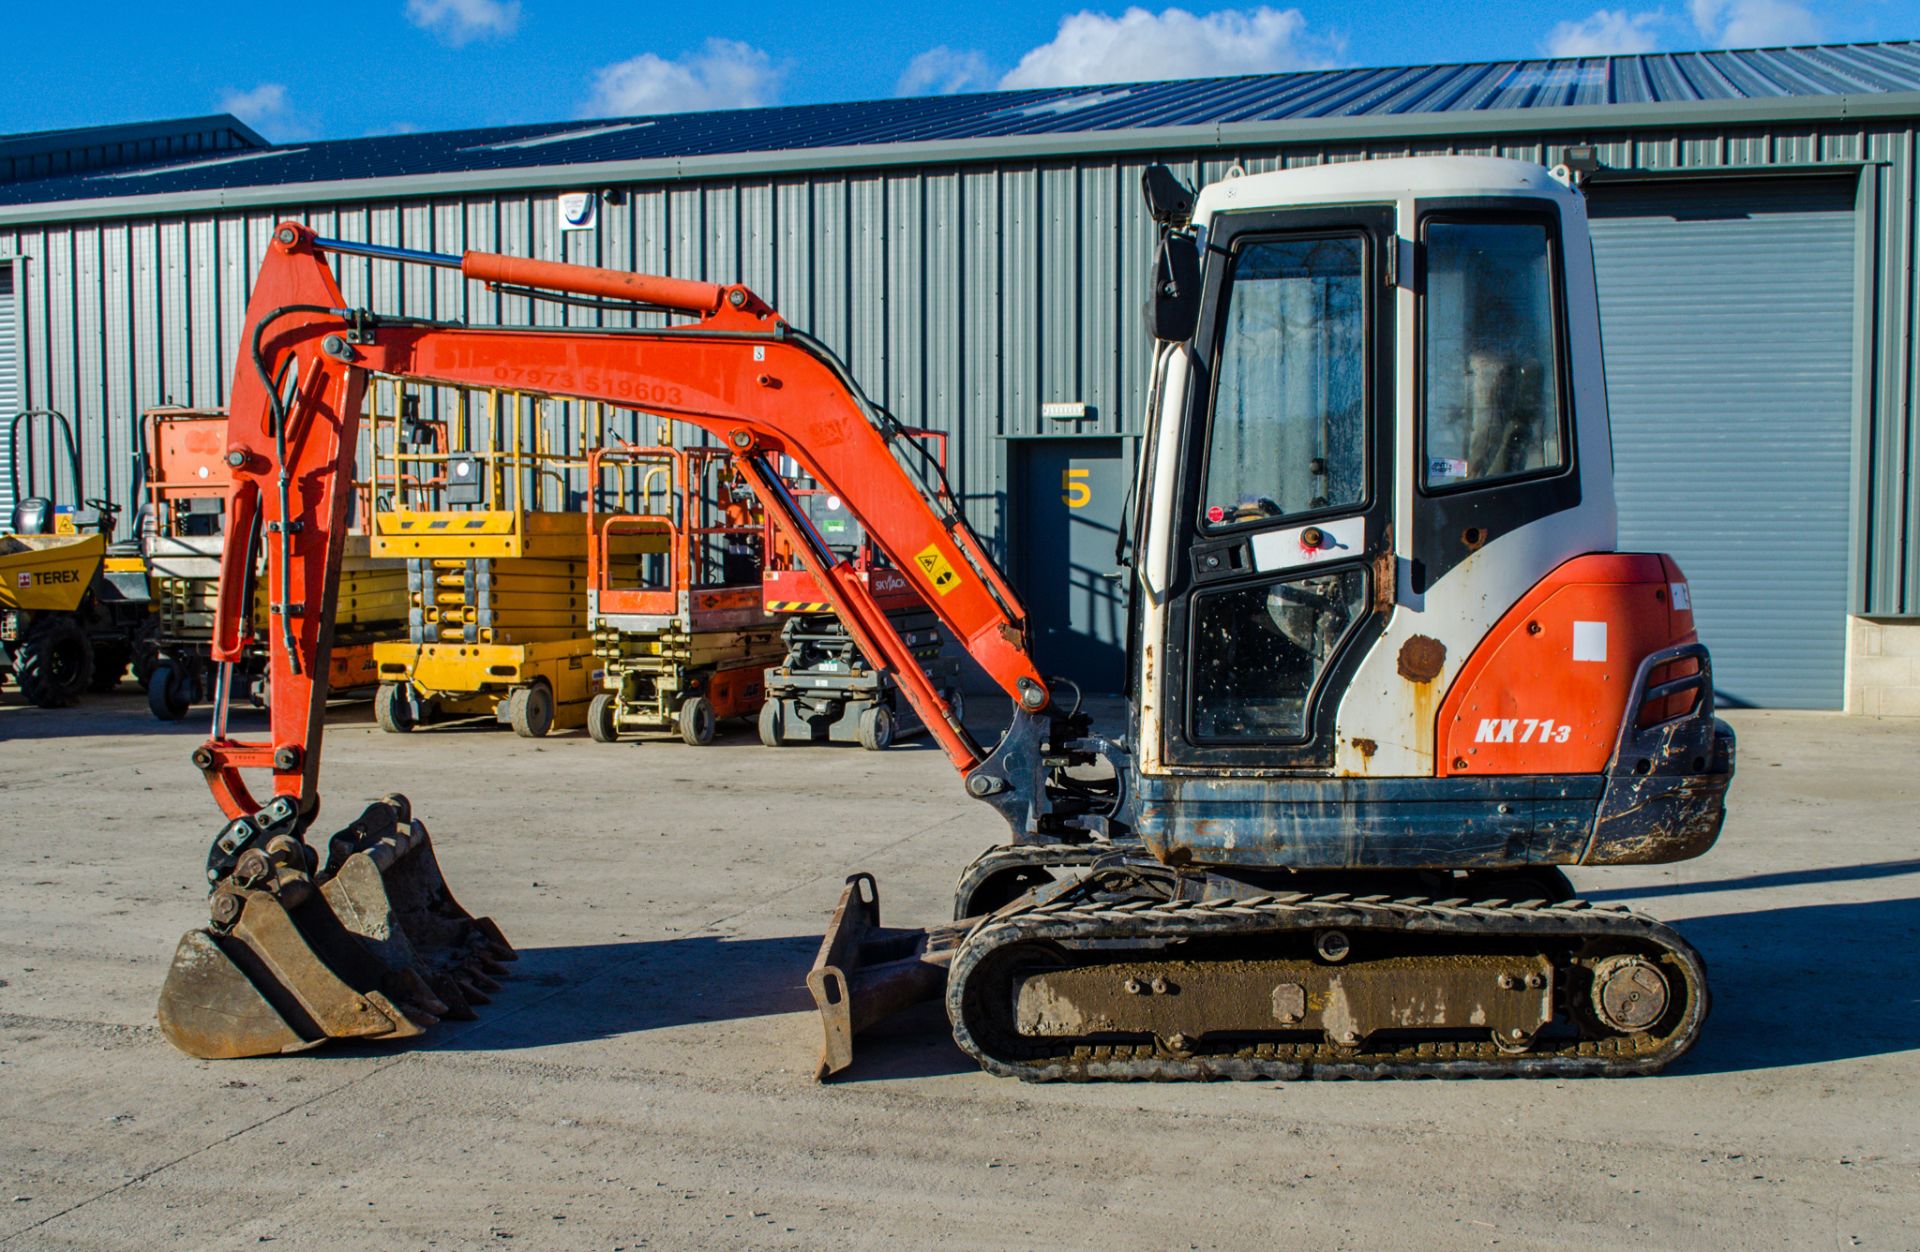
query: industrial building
3 40 1919 710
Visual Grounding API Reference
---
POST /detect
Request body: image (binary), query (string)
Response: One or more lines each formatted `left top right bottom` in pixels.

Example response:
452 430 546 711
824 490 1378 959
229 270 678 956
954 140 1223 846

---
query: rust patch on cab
1351 737 1377 760
1397 635 1446 684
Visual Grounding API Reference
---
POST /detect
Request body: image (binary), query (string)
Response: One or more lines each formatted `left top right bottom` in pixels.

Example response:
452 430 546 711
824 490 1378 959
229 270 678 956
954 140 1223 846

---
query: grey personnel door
1011 437 1128 694
1588 176 1857 709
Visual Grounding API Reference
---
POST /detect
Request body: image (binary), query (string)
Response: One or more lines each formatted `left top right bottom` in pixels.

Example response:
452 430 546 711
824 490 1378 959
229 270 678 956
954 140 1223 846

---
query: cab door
1159 207 1395 771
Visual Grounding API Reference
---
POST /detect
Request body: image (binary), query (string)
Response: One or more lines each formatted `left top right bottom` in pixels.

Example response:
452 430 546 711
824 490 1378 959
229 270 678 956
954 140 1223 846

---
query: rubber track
946 891 1709 1081
951 844 1104 920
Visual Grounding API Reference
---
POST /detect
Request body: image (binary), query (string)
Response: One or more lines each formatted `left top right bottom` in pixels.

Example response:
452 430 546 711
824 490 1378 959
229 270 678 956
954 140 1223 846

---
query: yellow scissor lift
585 439 783 745
367 379 599 738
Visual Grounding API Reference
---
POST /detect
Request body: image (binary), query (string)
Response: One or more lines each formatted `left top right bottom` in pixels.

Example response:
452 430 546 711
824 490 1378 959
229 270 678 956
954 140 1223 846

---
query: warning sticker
913 543 962 598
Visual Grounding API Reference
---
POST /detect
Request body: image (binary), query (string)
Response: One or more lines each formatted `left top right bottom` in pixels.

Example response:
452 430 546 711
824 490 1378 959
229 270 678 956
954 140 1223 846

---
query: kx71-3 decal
1474 717 1574 745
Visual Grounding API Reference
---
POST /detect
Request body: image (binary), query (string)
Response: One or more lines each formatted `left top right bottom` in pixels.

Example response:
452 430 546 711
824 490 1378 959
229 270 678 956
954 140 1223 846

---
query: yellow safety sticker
913 543 962 597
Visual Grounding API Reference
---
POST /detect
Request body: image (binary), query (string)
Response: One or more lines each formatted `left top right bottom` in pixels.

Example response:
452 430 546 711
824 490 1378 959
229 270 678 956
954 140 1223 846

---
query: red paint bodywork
1436 553 1697 777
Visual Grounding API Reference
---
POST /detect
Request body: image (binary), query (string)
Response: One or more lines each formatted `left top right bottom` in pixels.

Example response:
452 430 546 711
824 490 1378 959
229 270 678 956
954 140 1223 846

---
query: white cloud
897 46 996 96
218 83 316 141
1543 9 1668 56
999 6 1343 90
1690 0 1823 46
405 0 520 47
585 39 783 116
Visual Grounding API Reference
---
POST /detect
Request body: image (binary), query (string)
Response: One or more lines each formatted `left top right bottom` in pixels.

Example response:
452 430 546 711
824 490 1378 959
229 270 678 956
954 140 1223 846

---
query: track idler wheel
157 795 514 1059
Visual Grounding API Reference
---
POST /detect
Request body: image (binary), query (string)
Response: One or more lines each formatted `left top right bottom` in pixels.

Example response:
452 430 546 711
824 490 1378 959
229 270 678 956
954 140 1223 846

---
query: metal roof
0 115 266 186
5 40 1920 210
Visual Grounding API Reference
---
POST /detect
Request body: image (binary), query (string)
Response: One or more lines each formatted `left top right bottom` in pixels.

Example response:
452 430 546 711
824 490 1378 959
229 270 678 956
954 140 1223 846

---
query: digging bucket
158 795 513 1059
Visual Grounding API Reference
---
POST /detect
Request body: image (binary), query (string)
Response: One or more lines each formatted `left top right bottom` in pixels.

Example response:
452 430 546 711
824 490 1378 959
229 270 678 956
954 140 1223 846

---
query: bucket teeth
429 977 479 1020
158 795 513 1060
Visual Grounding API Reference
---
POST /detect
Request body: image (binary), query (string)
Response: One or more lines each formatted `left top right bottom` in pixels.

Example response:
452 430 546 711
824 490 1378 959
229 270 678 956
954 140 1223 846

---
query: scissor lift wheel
678 694 716 746
588 692 619 743
374 682 417 734
508 682 555 739
857 705 895 752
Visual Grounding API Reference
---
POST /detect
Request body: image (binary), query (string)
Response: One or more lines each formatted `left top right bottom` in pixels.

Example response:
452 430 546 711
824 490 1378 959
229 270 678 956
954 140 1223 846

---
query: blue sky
4 0 1913 142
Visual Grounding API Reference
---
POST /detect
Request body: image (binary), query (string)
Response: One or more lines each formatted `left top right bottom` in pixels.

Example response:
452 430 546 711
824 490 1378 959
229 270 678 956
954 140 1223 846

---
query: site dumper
759 483 959 750
0 408 153 707
585 439 783 745
142 406 408 720
368 378 596 738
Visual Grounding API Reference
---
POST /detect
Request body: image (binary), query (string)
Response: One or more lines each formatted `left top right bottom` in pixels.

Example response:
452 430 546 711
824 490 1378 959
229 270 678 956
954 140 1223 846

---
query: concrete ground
0 689 1914 1251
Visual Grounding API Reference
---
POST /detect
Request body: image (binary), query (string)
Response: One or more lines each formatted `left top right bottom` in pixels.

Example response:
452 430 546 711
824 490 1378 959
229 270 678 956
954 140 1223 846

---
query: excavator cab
1119 159 1730 872
820 159 1735 1081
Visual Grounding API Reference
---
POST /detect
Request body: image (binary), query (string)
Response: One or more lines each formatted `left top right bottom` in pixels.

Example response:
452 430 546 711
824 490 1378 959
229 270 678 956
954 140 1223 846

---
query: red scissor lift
585 439 782 744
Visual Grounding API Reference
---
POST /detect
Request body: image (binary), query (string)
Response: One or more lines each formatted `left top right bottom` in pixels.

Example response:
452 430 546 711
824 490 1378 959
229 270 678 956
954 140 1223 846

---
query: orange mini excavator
159 156 1734 1080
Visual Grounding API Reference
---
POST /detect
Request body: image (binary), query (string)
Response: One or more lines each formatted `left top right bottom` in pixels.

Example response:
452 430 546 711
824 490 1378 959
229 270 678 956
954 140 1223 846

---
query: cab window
1202 234 1367 528
1421 221 1566 490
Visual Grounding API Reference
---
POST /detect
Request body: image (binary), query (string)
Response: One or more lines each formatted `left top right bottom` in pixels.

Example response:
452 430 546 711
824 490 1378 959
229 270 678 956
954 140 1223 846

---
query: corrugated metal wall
0 116 1916 607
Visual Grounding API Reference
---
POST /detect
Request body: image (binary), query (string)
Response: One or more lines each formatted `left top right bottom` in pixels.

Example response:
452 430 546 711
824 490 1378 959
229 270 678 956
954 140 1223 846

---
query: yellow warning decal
913 543 962 598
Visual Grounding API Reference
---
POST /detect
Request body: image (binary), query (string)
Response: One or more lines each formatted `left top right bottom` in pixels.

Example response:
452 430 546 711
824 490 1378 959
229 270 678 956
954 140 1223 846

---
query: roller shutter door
1589 177 1856 709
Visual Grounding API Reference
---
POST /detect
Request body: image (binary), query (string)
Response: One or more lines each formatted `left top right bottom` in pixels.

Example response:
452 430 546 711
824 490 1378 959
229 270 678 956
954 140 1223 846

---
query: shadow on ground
1672 894 1920 1075
410 895 1920 1081
0 692 372 741
432 887 1919 1080
1581 858 1920 901
420 932 975 1079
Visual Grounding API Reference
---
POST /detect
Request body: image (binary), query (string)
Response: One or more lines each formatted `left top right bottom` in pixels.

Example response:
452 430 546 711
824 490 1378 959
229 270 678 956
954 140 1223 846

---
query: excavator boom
160 223 1087 1060
200 226 1055 816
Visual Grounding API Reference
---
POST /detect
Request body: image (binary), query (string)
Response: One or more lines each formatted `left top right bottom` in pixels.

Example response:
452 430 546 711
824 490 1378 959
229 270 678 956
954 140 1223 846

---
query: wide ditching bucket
158 795 513 1059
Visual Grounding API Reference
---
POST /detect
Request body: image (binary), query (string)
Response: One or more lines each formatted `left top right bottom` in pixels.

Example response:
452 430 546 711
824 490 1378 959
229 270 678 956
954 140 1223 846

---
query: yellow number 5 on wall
1061 467 1091 509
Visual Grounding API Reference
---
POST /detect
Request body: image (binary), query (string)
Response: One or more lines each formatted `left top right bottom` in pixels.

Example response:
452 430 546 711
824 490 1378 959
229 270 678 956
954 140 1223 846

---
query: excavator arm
161 223 1117 1063
200 224 1078 837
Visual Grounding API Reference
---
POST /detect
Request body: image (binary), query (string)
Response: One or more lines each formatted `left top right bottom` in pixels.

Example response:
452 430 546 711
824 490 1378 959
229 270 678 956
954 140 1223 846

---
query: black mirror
1141 165 1195 227
1146 231 1201 343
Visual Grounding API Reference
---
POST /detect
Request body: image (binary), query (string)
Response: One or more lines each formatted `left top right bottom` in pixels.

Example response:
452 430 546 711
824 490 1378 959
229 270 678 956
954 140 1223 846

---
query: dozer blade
806 873 962 1080
157 795 513 1060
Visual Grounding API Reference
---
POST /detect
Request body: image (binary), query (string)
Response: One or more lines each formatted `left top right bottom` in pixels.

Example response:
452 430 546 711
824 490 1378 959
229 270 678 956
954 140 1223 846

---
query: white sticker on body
1572 620 1607 663
1670 582 1690 611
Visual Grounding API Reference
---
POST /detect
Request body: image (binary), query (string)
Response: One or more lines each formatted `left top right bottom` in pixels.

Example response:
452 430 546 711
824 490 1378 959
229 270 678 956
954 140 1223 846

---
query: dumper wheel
16 615 94 708
757 698 785 747
678 695 716 746
374 683 416 734
147 664 194 721
509 682 554 739
587 692 619 743
858 705 895 752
